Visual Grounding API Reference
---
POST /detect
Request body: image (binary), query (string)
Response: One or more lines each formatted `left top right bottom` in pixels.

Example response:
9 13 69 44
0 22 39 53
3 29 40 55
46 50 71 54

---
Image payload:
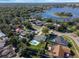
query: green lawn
62 35 79 58
32 24 41 30
29 42 46 51
55 12 72 18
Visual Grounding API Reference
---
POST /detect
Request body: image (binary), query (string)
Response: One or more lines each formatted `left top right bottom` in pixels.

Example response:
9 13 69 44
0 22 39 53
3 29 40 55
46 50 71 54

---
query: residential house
30 20 44 26
48 44 70 58
0 31 6 38
33 35 46 42
53 23 61 30
51 36 68 46
0 31 16 58
15 28 27 39
0 31 9 48
0 45 16 58
15 28 23 33
0 39 5 48
29 35 47 46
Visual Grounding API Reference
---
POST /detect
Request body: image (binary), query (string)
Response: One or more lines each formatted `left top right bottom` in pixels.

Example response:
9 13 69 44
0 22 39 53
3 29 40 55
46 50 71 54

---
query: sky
0 0 79 3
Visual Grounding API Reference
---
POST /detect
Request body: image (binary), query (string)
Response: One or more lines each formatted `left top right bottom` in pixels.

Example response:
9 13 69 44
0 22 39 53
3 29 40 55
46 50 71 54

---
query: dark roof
51 36 68 46
32 20 44 26
49 34 57 40
33 35 46 42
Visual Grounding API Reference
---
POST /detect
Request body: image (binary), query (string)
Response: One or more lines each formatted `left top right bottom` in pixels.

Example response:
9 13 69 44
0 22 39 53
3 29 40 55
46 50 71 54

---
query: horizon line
0 2 79 3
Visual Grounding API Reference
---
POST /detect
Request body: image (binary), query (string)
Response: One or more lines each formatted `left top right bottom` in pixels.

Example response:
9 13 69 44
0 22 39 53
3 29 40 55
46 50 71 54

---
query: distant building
30 20 44 26
48 44 70 58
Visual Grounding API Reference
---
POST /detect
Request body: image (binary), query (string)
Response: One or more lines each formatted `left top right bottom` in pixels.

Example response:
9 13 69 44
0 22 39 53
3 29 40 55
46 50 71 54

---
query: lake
41 7 79 22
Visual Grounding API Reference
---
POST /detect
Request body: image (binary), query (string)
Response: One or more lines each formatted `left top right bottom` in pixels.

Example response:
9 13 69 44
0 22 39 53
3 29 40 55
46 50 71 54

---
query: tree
7 31 14 37
42 26 49 35
75 30 79 36
18 42 26 53
70 50 75 56
62 22 69 27
46 23 53 29
42 26 49 55
58 25 66 32
67 26 77 32
67 42 72 48
46 19 53 23
20 48 32 58
9 36 19 47
18 42 26 48
0 23 12 36
23 21 33 29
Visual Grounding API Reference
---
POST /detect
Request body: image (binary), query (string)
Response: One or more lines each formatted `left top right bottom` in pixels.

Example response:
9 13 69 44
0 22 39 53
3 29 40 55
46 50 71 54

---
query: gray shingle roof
0 39 6 48
0 45 16 58
51 36 68 46
33 35 46 42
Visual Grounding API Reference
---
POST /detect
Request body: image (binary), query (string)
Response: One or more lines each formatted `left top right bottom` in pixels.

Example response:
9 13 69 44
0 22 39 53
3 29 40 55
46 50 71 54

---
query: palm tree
41 26 49 54
18 42 26 54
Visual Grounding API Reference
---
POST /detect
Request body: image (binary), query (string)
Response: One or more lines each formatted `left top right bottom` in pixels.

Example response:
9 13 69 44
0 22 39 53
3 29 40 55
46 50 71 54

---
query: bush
70 50 75 56
42 26 49 34
46 19 53 22
46 24 53 29
67 42 72 48
75 30 79 36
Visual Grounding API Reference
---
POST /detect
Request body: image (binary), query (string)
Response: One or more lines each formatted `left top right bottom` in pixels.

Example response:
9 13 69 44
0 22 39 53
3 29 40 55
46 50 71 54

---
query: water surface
41 7 79 21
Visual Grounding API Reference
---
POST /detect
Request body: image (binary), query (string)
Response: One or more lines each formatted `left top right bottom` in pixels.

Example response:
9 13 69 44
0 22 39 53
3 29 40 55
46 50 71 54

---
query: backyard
29 42 46 51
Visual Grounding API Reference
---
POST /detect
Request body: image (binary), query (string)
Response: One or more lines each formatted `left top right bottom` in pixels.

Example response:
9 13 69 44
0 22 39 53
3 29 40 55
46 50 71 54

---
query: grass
29 42 46 51
55 12 72 18
32 24 41 30
26 42 46 58
62 35 79 58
